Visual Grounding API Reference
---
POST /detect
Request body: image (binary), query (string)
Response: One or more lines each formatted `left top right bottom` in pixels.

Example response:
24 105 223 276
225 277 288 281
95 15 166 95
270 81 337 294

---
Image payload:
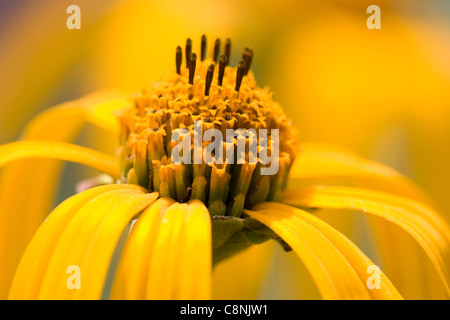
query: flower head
1 36 449 300
118 38 298 218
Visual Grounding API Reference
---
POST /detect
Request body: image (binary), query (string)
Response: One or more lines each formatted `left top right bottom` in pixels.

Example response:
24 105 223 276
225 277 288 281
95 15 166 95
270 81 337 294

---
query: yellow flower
1 37 450 300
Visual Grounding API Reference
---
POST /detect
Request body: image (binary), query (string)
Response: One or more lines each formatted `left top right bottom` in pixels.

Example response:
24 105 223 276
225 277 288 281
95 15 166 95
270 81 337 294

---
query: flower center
117 37 299 217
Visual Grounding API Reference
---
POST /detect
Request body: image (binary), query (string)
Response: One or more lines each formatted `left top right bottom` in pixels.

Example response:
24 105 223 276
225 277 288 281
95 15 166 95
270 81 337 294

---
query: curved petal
145 201 212 299
8 184 146 300
290 143 432 205
72 192 158 300
251 202 403 300
178 200 212 299
282 186 450 297
145 203 187 299
290 143 446 299
22 90 127 139
110 198 176 299
0 140 120 178
0 91 126 297
244 209 372 300
86 99 130 136
37 188 156 299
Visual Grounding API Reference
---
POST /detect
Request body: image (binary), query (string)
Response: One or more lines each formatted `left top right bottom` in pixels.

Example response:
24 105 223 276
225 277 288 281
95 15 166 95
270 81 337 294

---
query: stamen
242 47 253 75
235 59 246 92
224 38 231 66
185 38 192 68
189 53 197 85
218 54 227 87
201 34 207 61
175 46 182 75
205 64 215 96
213 38 220 63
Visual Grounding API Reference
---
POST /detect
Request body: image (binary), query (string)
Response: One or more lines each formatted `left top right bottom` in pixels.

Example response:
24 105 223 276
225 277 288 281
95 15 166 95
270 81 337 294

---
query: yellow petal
86 99 130 136
290 143 432 205
38 188 155 299
145 203 187 299
22 90 127 139
252 202 403 300
0 106 85 297
145 201 212 299
0 140 120 179
290 143 445 298
244 209 372 300
111 198 175 299
73 192 158 300
282 186 450 297
8 184 145 300
368 219 443 299
177 200 212 299
0 91 126 298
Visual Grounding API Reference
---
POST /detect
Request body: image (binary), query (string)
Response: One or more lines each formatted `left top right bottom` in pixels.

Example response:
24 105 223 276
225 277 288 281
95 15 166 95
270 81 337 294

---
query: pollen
118 36 300 217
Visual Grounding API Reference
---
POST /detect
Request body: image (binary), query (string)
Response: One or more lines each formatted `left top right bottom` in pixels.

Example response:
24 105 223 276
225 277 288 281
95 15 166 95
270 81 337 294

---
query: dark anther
213 38 220 63
201 35 207 61
205 64 215 96
189 53 197 85
188 93 194 100
176 46 182 75
224 38 231 66
158 94 163 98
242 47 253 75
205 117 211 123
225 114 231 121
211 105 217 110
235 59 246 92
218 54 227 87
185 38 192 68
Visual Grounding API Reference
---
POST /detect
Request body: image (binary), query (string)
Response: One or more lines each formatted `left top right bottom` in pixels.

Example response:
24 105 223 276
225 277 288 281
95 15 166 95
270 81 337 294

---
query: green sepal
211 214 291 266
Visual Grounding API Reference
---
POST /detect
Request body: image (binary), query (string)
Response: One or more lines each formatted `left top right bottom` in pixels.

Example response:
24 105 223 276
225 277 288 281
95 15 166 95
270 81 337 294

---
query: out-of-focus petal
38 188 155 299
245 209 372 300
212 241 275 300
252 202 402 300
86 98 130 136
290 143 432 204
9 184 146 299
0 140 120 178
0 90 125 297
282 186 450 297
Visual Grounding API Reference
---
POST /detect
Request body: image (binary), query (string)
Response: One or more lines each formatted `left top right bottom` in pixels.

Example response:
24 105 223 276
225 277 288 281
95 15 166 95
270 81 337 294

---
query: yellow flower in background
263 2 450 299
268 1 450 219
1 37 449 300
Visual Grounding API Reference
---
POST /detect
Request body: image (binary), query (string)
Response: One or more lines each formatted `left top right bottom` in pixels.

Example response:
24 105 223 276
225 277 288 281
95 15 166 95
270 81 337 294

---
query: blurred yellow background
1 0 449 299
